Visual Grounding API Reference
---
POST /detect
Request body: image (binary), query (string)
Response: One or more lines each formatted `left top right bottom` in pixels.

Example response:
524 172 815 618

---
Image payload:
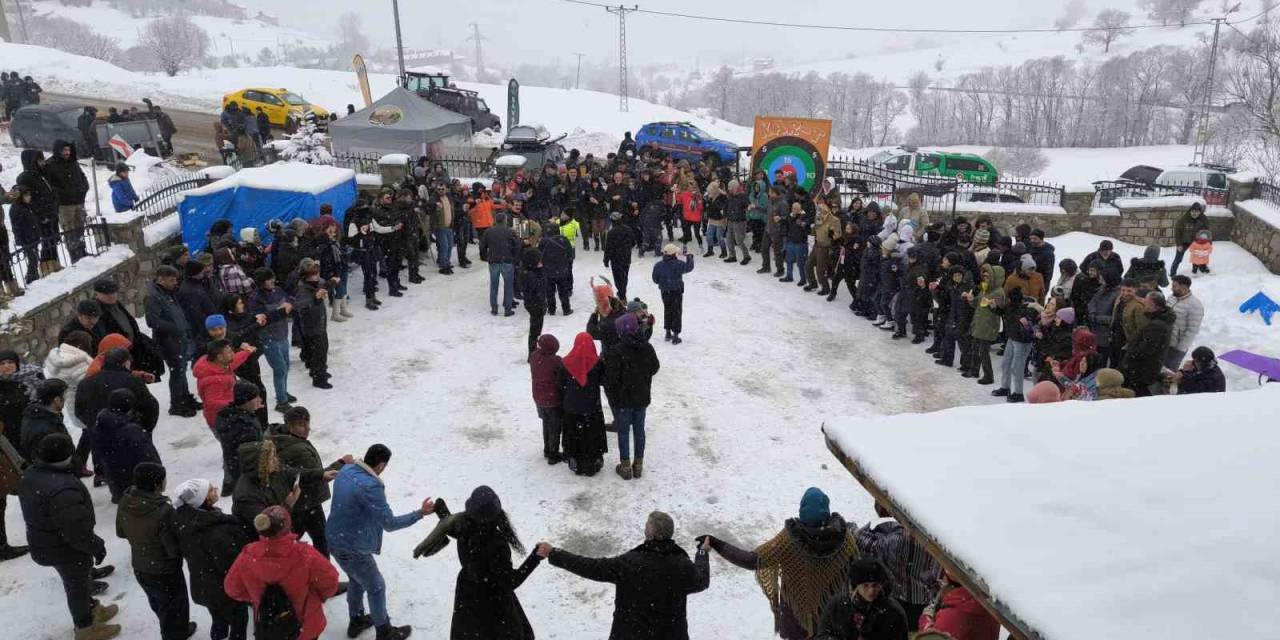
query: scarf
753 520 859 636
1062 327 1098 379
562 333 599 388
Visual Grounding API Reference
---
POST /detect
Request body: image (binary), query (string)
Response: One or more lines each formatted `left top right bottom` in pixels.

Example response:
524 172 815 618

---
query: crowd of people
1 71 43 121
0 130 1238 640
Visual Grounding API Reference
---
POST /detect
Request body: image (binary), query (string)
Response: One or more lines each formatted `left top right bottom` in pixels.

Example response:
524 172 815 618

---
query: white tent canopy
823 387 1280 639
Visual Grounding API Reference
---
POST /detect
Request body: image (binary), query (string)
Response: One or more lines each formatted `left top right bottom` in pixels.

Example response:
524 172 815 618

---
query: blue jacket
108 174 138 213
651 254 694 294
326 462 423 555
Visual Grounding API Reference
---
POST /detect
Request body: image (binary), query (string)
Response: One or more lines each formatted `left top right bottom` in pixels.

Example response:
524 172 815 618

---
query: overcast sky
243 0 1225 67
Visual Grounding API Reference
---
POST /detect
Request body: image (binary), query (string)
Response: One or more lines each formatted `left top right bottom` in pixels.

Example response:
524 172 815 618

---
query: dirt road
44 92 222 162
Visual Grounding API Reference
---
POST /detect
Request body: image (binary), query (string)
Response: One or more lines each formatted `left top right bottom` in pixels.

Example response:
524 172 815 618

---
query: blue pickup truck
635 121 741 166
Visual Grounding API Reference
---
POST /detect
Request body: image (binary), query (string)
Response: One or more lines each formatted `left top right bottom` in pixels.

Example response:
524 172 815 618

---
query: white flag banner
108 135 133 159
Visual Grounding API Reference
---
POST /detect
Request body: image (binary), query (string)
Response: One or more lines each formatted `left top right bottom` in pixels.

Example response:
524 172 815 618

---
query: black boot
347 614 374 638
376 623 412 640
0 544 28 561
365 297 380 311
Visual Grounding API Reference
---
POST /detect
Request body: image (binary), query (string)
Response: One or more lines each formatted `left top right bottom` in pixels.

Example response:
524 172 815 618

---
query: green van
872 148 999 182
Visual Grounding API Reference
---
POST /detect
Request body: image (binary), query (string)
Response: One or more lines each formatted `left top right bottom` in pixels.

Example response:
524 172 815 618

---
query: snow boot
891 330 906 340
778 276 794 283
756 265 770 274
911 335 926 344
340 299 355 318
817 286 830 296
671 334 682 345
74 622 121 640
632 458 643 478
664 330 672 342
773 268 784 278
991 388 1010 397
331 303 347 322
4 280 23 297
879 321 896 332
90 566 114 580
347 614 374 638
1007 393 1025 403
976 376 994 385
871 315 886 326
365 296 380 311
375 623 412 640
740 255 750 266
0 543 28 561
826 290 837 302
723 254 737 262
616 459 632 480
91 602 119 625
702 248 714 258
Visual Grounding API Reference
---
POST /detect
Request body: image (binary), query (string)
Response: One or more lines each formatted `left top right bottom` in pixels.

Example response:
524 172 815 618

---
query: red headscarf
562 332 599 388
1061 327 1098 379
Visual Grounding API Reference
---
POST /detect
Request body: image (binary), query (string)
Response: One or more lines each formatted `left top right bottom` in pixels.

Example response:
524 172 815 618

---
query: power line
558 0 1268 35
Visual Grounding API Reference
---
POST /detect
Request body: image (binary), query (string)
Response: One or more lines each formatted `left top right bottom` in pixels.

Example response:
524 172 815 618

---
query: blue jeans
1000 339 1031 394
784 241 807 280
615 407 647 460
261 337 290 405
706 224 725 251
333 551 389 627
489 262 515 312
436 229 455 268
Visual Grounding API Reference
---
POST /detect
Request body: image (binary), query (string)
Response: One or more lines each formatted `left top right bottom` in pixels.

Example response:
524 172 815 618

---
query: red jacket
678 191 703 223
920 586 1001 640
224 533 339 640
528 334 563 408
193 350 252 427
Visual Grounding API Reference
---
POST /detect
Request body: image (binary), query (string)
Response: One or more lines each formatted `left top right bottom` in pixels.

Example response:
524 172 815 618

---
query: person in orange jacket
1188 230 1213 274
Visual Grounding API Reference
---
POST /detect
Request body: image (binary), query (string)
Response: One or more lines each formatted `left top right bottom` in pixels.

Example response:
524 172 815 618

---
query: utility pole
1194 5 1239 165
573 52 585 90
14 0 28 43
467 22 486 76
391 0 406 84
605 4 638 112
0 0 12 43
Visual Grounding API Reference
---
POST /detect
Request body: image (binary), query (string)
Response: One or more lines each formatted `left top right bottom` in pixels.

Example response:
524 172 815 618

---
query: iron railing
1252 180 1280 210
1092 179 1230 210
332 149 499 182
331 152 385 175
134 174 218 226
6 222 112 288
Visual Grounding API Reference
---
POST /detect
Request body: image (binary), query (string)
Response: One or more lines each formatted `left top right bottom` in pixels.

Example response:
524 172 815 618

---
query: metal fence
6 223 113 288
332 149 499 182
1092 179 1231 210
825 157 1066 219
331 152 385 175
135 174 218 226
1252 179 1280 210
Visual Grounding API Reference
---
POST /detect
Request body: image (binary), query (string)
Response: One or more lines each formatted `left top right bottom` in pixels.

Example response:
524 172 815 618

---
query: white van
1154 164 1232 205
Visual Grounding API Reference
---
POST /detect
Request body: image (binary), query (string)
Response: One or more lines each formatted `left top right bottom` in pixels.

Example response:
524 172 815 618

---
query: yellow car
221 88 330 128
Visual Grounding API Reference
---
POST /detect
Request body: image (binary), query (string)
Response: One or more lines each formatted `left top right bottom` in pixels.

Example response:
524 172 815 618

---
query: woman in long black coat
413 486 542 640
172 478 252 640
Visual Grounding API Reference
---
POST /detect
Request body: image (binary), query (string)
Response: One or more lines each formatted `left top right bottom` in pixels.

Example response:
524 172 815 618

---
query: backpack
255 581 301 639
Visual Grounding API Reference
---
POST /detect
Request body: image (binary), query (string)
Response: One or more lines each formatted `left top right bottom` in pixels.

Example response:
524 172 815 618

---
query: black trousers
383 247 403 289
301 333 329 380
661 289 684 335
537 406 563 458
136 570 191 640
54 557 95 629
359 246 381 297
971 338 994 380
679 219 702 246
291 504 329 558
900 599 927 633
546 276 572 313
611 263 630 301
207 600 249 640
528 312 545 354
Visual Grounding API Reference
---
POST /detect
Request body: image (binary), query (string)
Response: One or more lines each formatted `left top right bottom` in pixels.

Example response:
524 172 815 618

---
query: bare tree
1054 0 1088 30
138 14 210 76
1081 10 1135 53
335 12 369 58
28 15 124 65
1139 0 1205 26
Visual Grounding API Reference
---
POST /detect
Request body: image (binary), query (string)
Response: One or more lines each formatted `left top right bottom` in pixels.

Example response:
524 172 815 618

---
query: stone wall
1231 201 1280 274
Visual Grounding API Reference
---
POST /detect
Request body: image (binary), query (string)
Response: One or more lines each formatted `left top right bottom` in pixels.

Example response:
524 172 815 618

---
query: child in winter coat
528 334 565 464
1189 230 1213 274
108 163 139 213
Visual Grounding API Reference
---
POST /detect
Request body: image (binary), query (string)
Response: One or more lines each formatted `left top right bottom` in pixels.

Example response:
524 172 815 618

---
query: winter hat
205 314 227 331
0 349 18 366
727 178 740 192
1012 242 1028 256
108 388 135 412
1096 368 1125 390
1143 245 1161 261
465 485 503 523
232 380 260 406
1027 381 1063 404
973 228 990 244
881 235 899 253
254 505 293 538
536 334 559 354
847 558 888 586
93 278 121 294
1055 307 1076 325
299 257 320 276
662 243 680 256
626 298 647 314
610 211 623 222
36 432 75 465
615 313 640 338
522 247 542 270
1019 254 1036 272
76 299 102 318
35 379 68 403
1191 346 1216 368
171 478 212 509
251 267 275 284
184 260 206 278
1195 230 1211 242
132 461 166 492
798 487 830 526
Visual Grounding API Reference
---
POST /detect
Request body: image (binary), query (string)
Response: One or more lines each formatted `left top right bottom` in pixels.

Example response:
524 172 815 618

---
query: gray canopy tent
328 87 472 157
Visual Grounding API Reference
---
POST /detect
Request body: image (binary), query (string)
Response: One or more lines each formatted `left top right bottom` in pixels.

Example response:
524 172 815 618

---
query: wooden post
822 427 1043 640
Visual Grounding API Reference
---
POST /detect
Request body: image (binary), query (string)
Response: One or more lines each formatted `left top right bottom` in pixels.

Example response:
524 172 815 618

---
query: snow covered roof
180 163 356 200
823 387 1280 640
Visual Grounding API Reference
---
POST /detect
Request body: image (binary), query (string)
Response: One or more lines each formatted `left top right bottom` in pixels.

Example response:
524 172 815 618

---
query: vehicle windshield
686 125 712 140
477 99 490 113
281 92 309 106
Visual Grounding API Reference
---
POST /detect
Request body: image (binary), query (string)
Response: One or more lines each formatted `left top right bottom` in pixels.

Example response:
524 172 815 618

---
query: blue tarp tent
177 162 358 250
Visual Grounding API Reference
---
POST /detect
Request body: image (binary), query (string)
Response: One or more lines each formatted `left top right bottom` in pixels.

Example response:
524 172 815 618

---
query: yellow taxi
221 88 330 127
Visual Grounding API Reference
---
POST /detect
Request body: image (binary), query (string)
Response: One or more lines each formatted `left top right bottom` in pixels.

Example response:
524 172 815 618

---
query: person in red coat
224 505 339 640
918 570 1001 640
192 333 254 428
528 334 565 465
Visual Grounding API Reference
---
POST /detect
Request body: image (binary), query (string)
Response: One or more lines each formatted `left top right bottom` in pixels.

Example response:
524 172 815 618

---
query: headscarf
562 332 599 388
1061 327 1098 379
85 333 132 378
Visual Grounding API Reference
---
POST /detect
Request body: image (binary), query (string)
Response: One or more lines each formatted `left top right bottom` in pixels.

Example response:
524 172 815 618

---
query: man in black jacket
58 300 104 353
19 434 123 640
269 406 351 558
213 382 264 494
145 265 198 417
75 348 160 435
293 259 331 389
174 261 217 344
539 224 575 316
519 248 548 355
19 379 70 462
603 212 637 300
93 389 161 504
16 149 61 276
601 316 660 480
77 107 99 161
813 559 908 640
536 511 710 640
45 140 91 263
479 214 521 316
116 462 193 640
1122 291 1177 397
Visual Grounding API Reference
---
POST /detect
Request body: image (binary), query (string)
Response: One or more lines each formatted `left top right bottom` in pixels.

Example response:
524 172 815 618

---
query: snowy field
0 224 1277 637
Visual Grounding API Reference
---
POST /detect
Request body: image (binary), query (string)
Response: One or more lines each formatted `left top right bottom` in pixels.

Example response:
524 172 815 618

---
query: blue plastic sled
1238 291 1280 326
1219 350 1280 384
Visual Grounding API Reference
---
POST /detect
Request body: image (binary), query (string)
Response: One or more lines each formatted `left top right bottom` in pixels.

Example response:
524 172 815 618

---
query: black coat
519 265 548 316
92 407 160 499
175 277 218 339
269 430 340 511
174 504 251 608
95 300 142 344
604 224 637 267
1179 364 1226 395
15 150 56 219
548 539 710 640
230 443 296 526
0 375 33 448
448 516 542 640
1124 307 1177 388
813 592 908 640
1081 251 1124 282
539 235 574 280
44 142 89 206
8 199 41 246
213 406 262 491
479 225 521 264
145 280 192 357
294 279 327 338
19 461 105 566
602 335 660 409
561 362 604 416
19 404 68 462
587 309 626 357
1027 241 1056 284
75 364 159 433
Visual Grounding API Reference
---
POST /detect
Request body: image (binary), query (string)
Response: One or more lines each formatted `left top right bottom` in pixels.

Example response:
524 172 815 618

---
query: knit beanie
254 505 292 538
184 260 206 278
465 485 503 523
132 461 166 492
35 378 68 403
171 478 212 509
36 432 75 464
205 314 227 330
107 388 135 412
615 313 640 338
1056 307 1076 325
798 487 830 526
232 380 260 406
0 350 19 366
973 228 990 244
662 243 680 256
847 558 888 586
1027 381 1063 404
626 298 647 314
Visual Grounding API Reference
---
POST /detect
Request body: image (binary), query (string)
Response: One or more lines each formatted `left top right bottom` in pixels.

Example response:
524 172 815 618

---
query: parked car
8 104 82 152
222 88 330 128
870 146 1000 182
636 121 741 166
495 124 566 173
957 185 1025 204
1118 163 1233 206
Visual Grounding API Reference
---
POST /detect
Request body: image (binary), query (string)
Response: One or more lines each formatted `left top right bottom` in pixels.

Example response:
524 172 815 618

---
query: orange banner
751 116 833 193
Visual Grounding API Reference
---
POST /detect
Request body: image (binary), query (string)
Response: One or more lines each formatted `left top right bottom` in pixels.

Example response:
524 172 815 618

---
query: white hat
171 478 212 509
662 243 681 256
